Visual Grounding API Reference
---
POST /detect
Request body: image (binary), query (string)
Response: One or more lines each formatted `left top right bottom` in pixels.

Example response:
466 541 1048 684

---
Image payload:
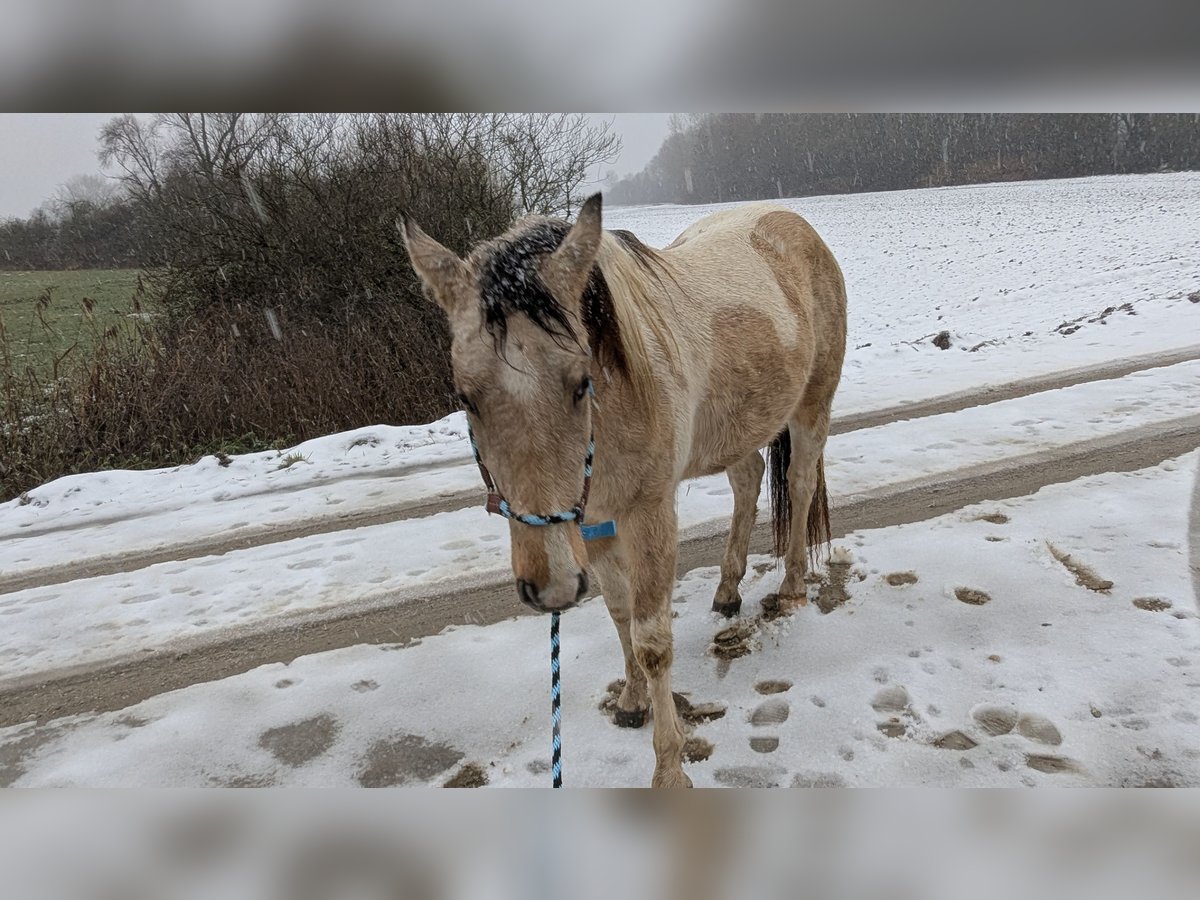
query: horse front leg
591 546 650 727
626 497 690 788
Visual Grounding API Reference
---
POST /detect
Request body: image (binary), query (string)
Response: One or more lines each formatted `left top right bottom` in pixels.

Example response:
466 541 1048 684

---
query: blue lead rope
550 612 562 788
463 383 616 788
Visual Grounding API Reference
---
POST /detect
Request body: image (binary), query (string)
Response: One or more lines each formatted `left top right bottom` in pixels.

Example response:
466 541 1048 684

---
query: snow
5 452 1196 787
2 358 1198 684
0 416 472 539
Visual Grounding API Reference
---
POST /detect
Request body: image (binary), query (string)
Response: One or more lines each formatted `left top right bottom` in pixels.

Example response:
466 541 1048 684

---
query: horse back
660 204 847 478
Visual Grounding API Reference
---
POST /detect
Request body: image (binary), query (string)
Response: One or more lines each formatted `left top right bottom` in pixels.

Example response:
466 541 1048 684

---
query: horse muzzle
517 572 589 613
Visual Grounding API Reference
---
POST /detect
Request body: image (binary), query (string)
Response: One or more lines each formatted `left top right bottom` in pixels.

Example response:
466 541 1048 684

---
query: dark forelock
471 217 629 375
475 219 575 345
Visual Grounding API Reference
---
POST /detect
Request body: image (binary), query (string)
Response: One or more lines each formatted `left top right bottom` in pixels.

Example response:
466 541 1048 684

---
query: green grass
0 269 146 375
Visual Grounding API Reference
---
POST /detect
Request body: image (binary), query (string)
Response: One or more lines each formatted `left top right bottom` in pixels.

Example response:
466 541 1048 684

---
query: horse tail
768 430 831 564
807 455 831 565
767 430 791 558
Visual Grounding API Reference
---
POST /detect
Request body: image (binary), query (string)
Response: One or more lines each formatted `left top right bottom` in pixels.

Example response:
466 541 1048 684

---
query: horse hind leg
768 402 834 612
712 450 765 617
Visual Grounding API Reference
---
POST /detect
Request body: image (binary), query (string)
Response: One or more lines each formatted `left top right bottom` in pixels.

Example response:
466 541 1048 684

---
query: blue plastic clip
580 520 617 541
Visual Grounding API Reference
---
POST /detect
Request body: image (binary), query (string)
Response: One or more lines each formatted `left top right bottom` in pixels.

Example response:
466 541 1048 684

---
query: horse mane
471 217 676 400
592 229 679 396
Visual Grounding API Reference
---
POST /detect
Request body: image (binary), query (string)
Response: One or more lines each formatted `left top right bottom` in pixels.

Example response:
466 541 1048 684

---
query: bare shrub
2 113 619 499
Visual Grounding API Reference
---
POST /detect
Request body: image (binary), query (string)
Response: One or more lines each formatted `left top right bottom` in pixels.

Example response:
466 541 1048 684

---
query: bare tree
481 113 621 216
53 174 122 213
98 114 166 204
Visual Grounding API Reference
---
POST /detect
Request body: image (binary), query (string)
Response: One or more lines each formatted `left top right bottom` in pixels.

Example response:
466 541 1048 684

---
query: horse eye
573 376 591 404
457 392 478 415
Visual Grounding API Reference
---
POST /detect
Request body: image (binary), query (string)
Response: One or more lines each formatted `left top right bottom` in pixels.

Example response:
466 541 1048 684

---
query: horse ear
540 193 603 307
398 213 472 313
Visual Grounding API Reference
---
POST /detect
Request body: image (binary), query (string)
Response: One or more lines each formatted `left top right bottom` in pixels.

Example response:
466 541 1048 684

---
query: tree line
0 175 146 269
606 114 1200 206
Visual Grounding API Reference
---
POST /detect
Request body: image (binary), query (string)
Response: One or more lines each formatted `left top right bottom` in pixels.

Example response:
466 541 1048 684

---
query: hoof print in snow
749 736 779 754
885 571 919 586
791 772 846 788
1015 713 1063 746
258 714 339 768
1025 754 1084 775
971 704 1018 736
813 557 854 614
216 772 278 788
351 679 379 693
443 763 489 788
870 685 910 713
954 587 991 606
710 621 757 659
1133 597 1172 612
749 697 790 727
683 736 715 763
870 684 924 737
357 734 464 787
755 679 793 695
932 730 978 751
713 765 786 788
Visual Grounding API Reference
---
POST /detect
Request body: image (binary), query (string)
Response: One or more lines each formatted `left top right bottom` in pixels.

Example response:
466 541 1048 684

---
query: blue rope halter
464 380 616 788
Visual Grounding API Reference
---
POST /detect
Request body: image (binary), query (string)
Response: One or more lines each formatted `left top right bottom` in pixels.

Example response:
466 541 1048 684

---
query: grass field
0 269 145 375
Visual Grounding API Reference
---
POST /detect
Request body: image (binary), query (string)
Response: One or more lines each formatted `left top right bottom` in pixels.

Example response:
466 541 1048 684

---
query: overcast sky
0 113 670 220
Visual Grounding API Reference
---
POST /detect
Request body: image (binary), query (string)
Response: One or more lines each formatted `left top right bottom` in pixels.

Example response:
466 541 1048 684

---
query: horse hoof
711 598 742 618
614 708 647 729
760 593 803 620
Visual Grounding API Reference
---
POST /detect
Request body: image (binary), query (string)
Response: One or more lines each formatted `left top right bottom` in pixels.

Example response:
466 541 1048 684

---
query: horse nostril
576 571 589 600
517 579 540 609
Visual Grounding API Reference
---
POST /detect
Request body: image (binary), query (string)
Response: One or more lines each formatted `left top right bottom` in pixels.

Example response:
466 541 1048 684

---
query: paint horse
401 194 847 787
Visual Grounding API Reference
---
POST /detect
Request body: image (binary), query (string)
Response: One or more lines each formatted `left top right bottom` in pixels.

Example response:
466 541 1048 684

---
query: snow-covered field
1 172 1198 787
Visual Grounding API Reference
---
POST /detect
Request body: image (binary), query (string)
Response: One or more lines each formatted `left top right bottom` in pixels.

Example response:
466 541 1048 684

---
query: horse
401 194 847 787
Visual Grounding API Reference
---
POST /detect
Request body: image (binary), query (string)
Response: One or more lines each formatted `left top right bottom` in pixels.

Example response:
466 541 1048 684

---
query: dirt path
4 413 1197 728
5 342 1198 597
